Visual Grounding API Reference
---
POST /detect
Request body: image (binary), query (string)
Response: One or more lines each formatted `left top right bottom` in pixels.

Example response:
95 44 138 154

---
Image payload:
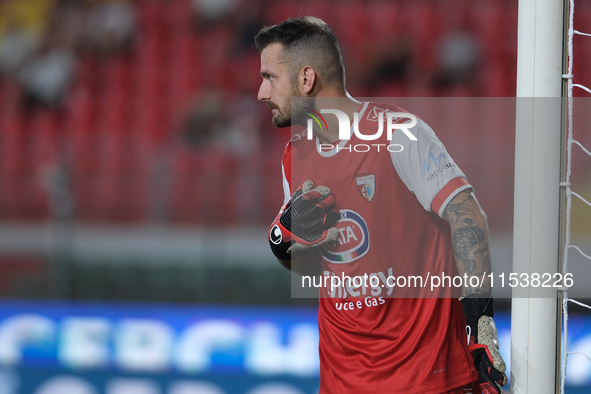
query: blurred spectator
224 94 262 156
193 0 237 28
180 87 262 156
18 47 75 106
435 29 481 93
181 89 228 148
0 23 37 75
10 0 136 107
83 0 136 53
0 0 56 76
375 40 412 83
232 0 265 53
362 35 412 96
17 0 82 107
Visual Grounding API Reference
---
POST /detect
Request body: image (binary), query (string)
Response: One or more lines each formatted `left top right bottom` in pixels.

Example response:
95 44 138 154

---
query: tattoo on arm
451 226 484 275
443 190 492 296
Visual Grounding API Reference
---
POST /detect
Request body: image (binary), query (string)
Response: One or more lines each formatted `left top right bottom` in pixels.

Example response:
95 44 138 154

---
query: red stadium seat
0 112 24 176
263 0 300 24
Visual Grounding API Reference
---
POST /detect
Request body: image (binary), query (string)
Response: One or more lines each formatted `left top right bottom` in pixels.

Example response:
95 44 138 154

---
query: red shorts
442 381 482 394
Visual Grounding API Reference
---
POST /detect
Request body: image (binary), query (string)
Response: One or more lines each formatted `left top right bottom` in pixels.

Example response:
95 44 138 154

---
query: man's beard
271 104 292 128
269 86 312 128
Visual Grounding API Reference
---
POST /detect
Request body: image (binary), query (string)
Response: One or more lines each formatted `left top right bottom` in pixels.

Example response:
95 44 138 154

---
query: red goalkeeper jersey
280 101 478 393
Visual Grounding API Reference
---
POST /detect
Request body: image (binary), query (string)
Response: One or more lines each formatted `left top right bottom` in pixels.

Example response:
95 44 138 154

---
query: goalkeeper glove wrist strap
461 296 494 344
269 214 291 261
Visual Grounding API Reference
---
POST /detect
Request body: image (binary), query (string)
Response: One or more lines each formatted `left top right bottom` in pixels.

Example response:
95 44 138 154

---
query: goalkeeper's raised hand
462 296 508 394
268 180 341 260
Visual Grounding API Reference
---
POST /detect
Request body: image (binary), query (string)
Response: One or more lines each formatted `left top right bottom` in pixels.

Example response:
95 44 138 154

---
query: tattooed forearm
443 190 492 297
451 226 484 275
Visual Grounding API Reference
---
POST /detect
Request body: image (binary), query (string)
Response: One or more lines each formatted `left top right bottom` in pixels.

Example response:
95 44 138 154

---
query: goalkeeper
257 16 507 394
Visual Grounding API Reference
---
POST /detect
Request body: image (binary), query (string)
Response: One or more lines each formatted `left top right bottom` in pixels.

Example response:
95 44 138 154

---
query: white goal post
512 0 567 393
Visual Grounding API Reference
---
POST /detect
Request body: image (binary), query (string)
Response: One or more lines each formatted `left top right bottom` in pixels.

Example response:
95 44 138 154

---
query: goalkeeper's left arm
442 189 508 394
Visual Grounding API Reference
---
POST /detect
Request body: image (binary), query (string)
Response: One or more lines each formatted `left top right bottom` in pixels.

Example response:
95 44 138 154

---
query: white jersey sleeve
390 118 472 217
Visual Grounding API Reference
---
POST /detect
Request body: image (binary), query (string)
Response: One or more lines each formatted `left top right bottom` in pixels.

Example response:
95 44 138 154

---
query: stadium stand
0 0 589 230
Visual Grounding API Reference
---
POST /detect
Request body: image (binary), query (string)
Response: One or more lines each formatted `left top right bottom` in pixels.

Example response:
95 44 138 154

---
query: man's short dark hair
254 16 346 88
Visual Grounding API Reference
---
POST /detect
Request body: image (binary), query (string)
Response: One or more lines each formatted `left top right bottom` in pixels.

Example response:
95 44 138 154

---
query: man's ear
299 66 317 95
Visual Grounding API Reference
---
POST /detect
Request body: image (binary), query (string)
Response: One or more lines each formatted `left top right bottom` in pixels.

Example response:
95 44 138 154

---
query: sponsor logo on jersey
426 162 454 183
290 129 307 142
356 173 375 202
366 105 408 123
320 209 370 264
422 152 447 175
422 152 455 183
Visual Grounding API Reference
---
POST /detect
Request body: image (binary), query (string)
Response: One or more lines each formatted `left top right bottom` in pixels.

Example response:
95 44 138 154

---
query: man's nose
258 80 270 102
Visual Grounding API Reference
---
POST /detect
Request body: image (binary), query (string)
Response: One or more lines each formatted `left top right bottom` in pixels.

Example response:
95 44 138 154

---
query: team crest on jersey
356 173 375 202
320 209 370 264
